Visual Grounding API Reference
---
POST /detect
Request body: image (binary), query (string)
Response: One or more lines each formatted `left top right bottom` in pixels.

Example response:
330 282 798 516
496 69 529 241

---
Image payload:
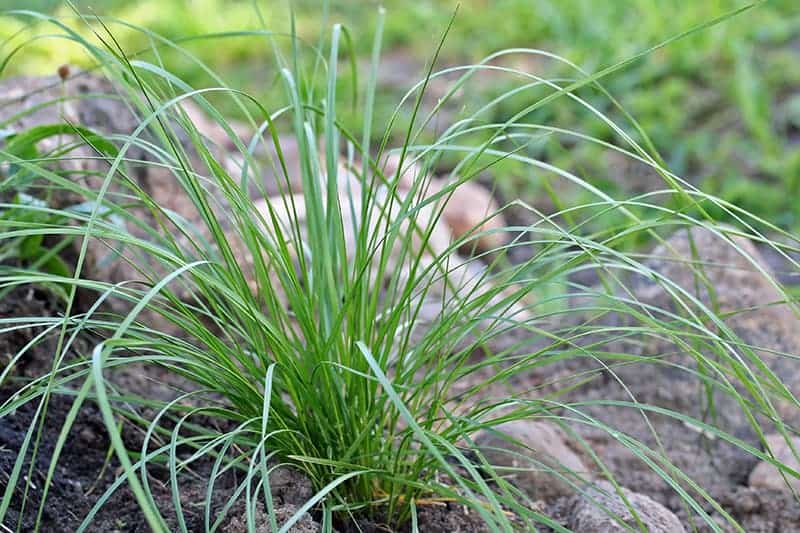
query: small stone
435 178 509 254
78 426 97 445
748 434 800 492
569 481 686 533
383 153 509 254
475 419 591 501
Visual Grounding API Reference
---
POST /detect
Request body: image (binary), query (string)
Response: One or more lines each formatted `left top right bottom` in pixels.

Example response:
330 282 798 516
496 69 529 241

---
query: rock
475 419 591 501
536 226 799 531
252 165 452 299
748 434 800 492
569 481 686 533
178 98 250 152
636 226 793 324
755 240 800 286
0 71 307 328
0 72 231 285
618 226 800 428
435 177 509 254
0 71 530 336
381 152 424 192
253 166 526 323
382 153 510 254
635 227 799 361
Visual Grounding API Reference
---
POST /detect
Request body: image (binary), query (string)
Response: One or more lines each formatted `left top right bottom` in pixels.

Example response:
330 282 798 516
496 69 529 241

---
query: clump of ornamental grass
1 4 799 532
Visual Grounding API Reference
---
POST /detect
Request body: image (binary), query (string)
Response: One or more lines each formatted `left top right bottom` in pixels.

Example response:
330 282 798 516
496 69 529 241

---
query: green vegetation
2 1 800 230
0 2 798 531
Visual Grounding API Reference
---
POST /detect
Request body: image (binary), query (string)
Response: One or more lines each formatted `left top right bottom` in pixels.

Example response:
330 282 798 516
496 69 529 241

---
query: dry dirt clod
268 465 315 506
748 434 800 492
222 467 318 533
474 419 592 501
222 503 321 533
569 481 686 533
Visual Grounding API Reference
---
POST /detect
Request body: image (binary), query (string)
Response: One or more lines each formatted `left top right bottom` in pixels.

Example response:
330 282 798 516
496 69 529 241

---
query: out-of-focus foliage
1 0 799 230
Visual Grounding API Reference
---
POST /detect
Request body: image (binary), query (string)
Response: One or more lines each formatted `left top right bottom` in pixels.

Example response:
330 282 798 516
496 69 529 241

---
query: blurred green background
1 1 799 231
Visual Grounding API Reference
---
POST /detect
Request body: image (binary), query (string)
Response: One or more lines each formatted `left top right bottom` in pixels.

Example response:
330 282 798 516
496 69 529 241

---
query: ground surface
3 236 800 531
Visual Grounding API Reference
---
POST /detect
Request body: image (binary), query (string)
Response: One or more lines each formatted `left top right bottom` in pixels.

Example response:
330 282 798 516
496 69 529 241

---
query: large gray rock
539 226 800 525
612 226 800 431
635 227 799 361
569 481 686 533
475 419 592 501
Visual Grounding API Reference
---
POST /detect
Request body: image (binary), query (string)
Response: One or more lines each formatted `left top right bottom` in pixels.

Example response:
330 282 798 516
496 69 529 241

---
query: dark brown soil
1 378 147 532
1 286 264 532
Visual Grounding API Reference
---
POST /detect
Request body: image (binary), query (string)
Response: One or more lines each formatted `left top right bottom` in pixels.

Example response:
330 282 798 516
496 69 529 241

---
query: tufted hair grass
1 2 798 531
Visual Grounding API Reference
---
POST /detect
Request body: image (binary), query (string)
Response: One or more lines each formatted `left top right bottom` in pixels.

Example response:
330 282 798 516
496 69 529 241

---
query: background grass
2 1 800 232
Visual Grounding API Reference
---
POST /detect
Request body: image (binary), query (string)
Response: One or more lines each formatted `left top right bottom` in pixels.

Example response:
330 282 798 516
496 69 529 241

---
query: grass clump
0 4 799 532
